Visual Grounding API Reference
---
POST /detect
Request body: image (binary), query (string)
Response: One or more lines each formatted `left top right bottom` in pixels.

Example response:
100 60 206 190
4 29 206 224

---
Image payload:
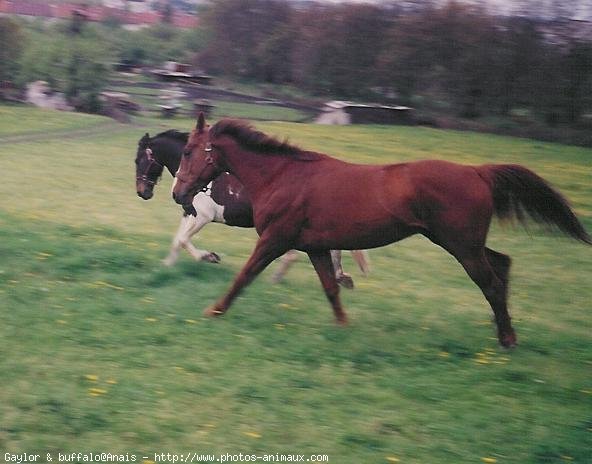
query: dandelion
243 431 261 439
386 457 400 463
143 460 156 464
106 379 117 385
145 317 157 322
481 458 497 463
88 387 107 396
85 374 98 382
438 351 449 358
274 323 286 330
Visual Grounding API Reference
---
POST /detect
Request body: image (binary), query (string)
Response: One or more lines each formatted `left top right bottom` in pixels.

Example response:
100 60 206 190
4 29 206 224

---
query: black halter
137 147 164 186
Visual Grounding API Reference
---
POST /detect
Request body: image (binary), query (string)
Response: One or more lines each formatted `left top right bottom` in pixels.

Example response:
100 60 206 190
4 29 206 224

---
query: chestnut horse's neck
213 136 325 200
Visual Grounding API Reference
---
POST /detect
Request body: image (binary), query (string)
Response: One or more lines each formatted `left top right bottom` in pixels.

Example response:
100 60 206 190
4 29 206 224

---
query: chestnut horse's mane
210 119 324 161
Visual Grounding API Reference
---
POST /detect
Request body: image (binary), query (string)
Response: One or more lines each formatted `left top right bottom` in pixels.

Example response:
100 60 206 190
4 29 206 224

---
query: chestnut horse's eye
183 148 191 157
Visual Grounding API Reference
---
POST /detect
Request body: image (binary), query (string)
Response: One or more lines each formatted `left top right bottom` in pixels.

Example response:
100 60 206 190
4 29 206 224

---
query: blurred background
1 0 591 144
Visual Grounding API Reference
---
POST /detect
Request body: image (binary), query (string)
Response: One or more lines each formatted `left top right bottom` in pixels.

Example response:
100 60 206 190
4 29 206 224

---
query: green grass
1 104 591 463
0 105 110 138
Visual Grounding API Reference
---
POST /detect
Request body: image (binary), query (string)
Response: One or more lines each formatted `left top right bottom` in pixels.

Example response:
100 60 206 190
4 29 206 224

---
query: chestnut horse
173 114 591 347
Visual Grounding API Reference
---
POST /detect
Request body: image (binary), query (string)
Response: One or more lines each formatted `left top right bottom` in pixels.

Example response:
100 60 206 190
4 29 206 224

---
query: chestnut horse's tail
478 164 591 244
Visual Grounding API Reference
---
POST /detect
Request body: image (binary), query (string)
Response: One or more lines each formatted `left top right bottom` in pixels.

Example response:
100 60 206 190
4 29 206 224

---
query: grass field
0 105 591 463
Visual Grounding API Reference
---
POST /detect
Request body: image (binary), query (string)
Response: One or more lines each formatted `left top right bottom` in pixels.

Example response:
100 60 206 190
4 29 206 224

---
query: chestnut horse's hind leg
204 233 288 317
457 249 516 348
308 250 348 325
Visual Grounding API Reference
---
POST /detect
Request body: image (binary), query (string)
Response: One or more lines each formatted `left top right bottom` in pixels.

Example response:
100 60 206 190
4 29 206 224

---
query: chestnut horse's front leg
204 232 289 317
308 250 348 325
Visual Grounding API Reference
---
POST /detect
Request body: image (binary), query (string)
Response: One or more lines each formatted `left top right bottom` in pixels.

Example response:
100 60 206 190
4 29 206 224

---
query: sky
316 0 592 21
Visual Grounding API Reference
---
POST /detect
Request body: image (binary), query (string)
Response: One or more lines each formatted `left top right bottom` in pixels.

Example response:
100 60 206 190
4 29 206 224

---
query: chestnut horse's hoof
202 252 221 263
203 305 225 317
499 330 518 348
335 315 349 326
336 273 354 289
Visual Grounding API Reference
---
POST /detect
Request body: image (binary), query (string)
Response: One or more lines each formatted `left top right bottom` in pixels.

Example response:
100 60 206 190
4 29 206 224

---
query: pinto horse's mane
154 129 189 143
210 119 324 161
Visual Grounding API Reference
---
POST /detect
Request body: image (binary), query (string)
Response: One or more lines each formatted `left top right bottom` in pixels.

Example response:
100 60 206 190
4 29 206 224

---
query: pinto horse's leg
456 249 516 348
163 213 219 266
331 250 354 289
204 233 288 317
308 250 348 325
271 249 300 283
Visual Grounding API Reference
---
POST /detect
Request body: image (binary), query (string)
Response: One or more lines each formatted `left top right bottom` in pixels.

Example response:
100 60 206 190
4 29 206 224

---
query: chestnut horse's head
135 132 164 200
173 113 224 207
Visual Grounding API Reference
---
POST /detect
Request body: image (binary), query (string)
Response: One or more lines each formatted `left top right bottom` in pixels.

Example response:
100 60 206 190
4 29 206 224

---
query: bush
17 25 112 113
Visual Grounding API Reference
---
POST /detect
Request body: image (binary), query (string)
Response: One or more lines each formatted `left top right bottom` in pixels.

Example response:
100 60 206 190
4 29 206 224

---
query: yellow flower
85 374 98 381
243 431 261 439
145 317 157 322
386 457 400 463
481 458 497 463
106 379 117 385
88 387 107 396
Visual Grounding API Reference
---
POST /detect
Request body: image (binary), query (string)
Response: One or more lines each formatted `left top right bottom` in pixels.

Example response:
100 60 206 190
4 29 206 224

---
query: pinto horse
173 113 591 347
135 130 369 285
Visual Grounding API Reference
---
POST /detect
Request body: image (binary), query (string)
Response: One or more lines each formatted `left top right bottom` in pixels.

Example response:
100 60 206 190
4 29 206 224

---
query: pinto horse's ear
196 112 206 134
140 132 150 147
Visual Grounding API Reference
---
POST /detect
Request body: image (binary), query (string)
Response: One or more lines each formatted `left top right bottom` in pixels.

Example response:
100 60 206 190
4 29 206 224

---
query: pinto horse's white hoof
162 256 177 267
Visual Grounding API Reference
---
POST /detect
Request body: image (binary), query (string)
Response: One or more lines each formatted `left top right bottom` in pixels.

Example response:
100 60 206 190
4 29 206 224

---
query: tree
198 0 292 78
0 17 24 83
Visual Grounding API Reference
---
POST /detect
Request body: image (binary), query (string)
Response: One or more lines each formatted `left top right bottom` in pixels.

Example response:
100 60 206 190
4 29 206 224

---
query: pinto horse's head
172 113 223 207
135 132 164 200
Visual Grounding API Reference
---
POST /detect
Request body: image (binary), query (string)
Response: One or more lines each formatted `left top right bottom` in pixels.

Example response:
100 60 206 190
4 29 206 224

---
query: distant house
316 101 414 125
0 0 198 29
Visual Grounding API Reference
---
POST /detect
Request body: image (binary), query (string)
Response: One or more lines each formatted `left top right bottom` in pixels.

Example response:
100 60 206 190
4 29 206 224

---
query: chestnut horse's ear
196 112 206 134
